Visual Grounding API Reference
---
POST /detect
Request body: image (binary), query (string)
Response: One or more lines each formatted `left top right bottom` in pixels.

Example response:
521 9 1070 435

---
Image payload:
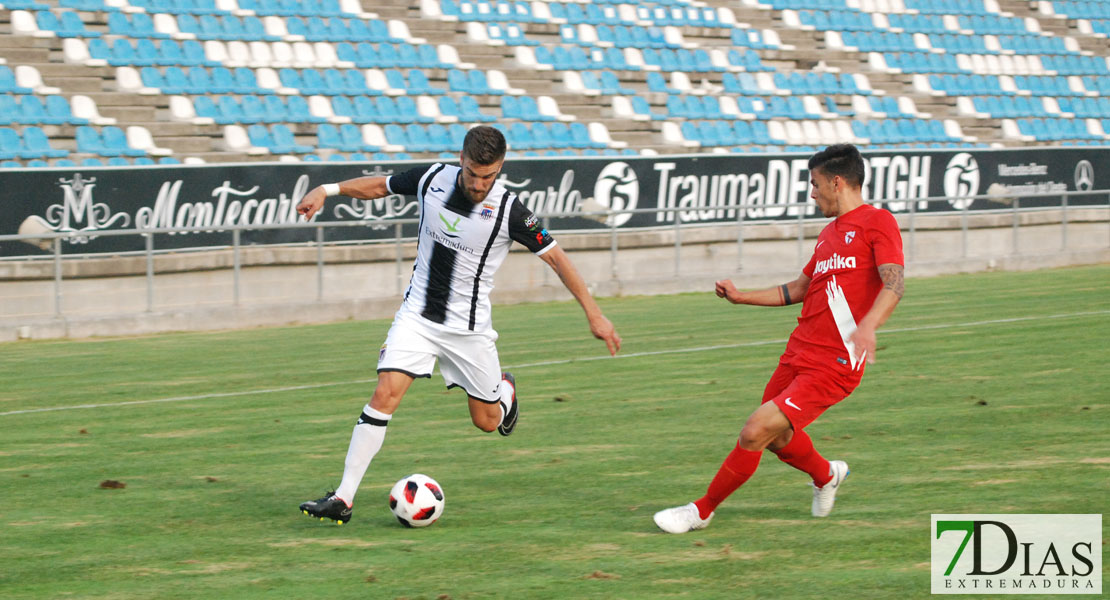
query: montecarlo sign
3 147 1104 257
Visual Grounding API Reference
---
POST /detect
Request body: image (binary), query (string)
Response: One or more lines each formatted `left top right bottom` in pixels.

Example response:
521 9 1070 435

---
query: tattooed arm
849 263 905 365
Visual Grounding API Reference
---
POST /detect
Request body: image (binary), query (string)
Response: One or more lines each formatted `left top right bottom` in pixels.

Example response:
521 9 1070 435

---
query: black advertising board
2 147 1105 258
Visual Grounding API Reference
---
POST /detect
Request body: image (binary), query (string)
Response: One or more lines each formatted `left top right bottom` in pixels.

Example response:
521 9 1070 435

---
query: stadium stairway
0 0 1109 164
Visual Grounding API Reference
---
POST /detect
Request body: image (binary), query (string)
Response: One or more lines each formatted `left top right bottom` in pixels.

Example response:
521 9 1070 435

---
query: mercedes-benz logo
1074 160 1094 191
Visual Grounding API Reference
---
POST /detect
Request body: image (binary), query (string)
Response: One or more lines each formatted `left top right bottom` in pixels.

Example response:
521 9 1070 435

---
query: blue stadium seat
447 68 470 93
569 122 603 148
646 71 677 94
47 96 89 125
530 122 555 149
500 95 520 120
459 96 494 122
22 126 68 158
105 126 146 156
398 96 430 124
438 96 463 120
38 10 100 38
326 96 356 122
278 96 317 123
244 95 278 123
383 123 410 149
318 123 357 151
215 95 247 123
0 127 29 159
16 96 51 124
630 96 665 120
507 122 535 150
0 67 32 95
468 70 496 94
407 69 445 95
599 71 634 95
273 124 315 153
342 124 373 152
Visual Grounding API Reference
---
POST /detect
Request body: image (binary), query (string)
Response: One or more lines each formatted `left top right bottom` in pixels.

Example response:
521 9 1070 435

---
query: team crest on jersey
844 230 856 245
480 203 495 221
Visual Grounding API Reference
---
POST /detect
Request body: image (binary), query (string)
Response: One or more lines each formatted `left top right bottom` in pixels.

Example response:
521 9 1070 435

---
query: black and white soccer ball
388 473 445 528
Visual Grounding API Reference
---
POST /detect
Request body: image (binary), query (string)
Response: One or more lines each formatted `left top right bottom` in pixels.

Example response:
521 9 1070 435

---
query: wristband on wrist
322 183 341 197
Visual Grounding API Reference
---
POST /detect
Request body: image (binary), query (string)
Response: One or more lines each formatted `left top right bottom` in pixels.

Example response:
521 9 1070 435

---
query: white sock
334 405 391 506
498 378 514 424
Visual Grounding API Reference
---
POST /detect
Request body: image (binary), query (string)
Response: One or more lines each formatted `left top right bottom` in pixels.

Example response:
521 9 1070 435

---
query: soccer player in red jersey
654 144 906 533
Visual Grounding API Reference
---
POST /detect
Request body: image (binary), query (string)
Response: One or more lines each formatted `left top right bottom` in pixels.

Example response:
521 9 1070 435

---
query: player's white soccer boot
811 460 849 517
653 502 714 534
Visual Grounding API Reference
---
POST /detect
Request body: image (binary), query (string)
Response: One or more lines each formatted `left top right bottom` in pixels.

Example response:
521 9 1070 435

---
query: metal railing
2 189 1107 319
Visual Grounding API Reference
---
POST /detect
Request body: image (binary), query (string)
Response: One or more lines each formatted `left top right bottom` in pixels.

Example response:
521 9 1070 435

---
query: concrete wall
1 209 1106 342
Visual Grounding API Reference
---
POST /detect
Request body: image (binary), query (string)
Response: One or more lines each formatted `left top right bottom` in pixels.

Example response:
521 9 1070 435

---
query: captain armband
780 284 793 306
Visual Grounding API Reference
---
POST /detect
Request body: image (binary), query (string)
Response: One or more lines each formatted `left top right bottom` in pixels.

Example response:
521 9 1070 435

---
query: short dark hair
462 125 507 165
808 144 865 188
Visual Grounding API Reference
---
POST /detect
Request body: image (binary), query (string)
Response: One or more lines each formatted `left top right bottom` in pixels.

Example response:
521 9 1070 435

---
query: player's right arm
296 176 391 221
715 273 811 306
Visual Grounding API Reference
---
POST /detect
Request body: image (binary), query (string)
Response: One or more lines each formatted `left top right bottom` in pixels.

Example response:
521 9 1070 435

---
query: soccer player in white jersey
654 144 905 534
296 125 621 524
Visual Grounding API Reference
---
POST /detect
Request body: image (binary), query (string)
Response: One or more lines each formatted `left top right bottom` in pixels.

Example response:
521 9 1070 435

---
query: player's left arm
539 245 621 356
850 263 904 365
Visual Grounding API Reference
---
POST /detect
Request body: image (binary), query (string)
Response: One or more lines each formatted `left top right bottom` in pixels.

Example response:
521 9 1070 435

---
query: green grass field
1 265 1107 600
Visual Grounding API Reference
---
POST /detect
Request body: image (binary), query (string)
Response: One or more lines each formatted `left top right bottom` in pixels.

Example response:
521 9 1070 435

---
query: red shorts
760 361 859 430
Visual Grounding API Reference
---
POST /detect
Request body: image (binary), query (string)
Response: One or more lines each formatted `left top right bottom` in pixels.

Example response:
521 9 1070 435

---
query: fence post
53 235 62 317
673 210 681 277
609 212 618 282
316 225 324 301
1060 193 1068 251
961 199 969 258
1011 196 1020 255
232 228 241 306
736 198 745 272
145 231 154 312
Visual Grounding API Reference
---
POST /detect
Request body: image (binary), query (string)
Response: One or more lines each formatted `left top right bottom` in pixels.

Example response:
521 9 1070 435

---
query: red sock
693 443 762 519
772 429 832 487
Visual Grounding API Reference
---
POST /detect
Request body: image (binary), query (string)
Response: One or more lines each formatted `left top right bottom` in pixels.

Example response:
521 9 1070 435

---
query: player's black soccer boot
497 372 518 437
299 492 353 524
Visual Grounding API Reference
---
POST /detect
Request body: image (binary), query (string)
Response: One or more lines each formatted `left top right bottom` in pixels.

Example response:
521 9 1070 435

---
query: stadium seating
4 0 1110 164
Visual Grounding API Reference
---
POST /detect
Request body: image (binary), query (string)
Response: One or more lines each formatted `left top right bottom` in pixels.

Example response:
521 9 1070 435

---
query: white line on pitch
1 309 1106 417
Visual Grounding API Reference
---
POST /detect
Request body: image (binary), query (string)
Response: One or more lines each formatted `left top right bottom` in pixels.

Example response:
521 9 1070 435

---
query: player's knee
369 389 403 413
738 423 772 451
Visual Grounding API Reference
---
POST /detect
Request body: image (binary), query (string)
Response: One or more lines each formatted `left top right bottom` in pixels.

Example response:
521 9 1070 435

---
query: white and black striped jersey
387 163 556 332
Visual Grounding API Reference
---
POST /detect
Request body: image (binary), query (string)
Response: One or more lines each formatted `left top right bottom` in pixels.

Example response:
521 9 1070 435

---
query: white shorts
377 312 503 403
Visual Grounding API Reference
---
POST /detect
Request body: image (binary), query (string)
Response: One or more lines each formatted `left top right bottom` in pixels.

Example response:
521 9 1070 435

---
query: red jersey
781 204 904 379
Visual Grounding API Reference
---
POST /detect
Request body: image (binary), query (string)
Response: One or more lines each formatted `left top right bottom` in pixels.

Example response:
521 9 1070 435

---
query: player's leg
300 316 435 523
334 370 415 503
468 394 501 433
694 401 792 512
763 366 854 516
655 401 793 533
762 363 833 487
299 371 415 524
440 329 518 435
655 363 797 534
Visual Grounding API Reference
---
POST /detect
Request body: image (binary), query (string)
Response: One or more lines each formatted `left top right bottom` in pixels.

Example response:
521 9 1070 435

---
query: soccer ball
389 473 445 528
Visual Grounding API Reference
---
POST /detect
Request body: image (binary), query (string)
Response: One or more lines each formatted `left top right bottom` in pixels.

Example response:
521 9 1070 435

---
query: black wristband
781 284 792 306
